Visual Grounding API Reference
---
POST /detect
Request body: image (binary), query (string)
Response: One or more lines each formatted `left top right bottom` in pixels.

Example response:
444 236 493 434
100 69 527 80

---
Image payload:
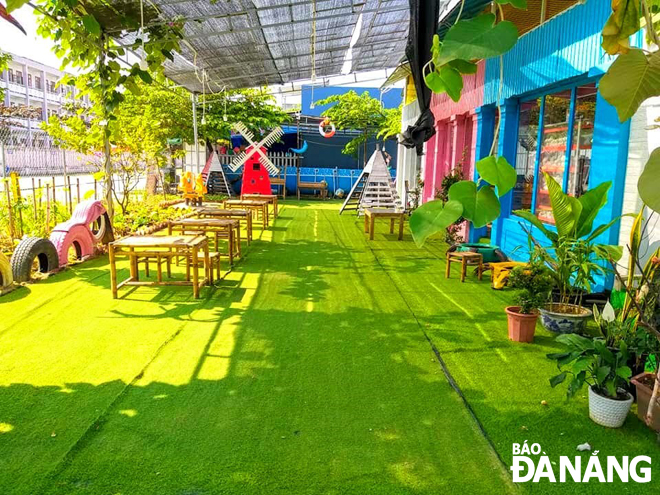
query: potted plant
548 334 634 428
631 372 660 432
505 263 553 343
606 210 660 432
514 173 624 333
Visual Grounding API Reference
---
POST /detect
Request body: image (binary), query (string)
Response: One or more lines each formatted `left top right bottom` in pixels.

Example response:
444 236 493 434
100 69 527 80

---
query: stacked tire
0 252 13 292
10 237 60 283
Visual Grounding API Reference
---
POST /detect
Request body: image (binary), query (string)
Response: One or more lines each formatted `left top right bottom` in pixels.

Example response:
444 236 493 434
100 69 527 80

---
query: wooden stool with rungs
446 251 484 283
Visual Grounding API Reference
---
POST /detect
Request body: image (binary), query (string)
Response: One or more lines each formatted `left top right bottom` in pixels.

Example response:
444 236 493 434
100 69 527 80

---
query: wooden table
224 199 270 229
196 208 253 244
109 235 209 299
446 251 484 283
241 193 278 218
364 208 405 241
168 218 241 266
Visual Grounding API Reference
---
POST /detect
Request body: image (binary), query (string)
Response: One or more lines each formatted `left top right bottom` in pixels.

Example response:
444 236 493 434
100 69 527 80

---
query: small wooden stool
446 251 484 282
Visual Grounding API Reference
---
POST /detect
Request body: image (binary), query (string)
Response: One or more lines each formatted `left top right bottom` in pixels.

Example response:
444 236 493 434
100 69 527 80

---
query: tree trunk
146 161 159 195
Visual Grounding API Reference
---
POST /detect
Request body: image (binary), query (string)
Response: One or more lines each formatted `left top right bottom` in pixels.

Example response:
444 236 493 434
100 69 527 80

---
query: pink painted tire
69 200 107 226
50 224 95 266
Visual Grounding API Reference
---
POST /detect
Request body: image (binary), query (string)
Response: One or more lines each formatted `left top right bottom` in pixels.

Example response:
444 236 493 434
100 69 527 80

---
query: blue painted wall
301 85 402 117
223 166 395 197
474 0 636 290
483 0 615 105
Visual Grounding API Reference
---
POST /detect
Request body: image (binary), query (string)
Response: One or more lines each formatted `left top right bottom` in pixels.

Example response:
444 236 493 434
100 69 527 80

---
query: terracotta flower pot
631 372 660 432
505 306 538 343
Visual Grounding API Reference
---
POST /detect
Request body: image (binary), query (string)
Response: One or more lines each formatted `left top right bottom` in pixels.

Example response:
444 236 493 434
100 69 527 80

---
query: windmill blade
229 151 248 172
233 122 255 143
259 154 280 175
228 124 284 173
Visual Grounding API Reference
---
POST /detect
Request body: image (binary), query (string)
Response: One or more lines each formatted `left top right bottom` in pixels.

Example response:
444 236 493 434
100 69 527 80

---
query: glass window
512 99 540 211
534 90 572 224
568 84 597 197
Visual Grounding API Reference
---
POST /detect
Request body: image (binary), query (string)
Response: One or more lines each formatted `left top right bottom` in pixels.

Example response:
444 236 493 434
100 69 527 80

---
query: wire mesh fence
0 125 99 178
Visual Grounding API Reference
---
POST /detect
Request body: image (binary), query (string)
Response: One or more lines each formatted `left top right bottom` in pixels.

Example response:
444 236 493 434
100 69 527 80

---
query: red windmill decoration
229 123 283 196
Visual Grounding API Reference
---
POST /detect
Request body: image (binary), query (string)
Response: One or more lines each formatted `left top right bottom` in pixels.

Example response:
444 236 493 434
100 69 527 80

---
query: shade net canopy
112 0 411 92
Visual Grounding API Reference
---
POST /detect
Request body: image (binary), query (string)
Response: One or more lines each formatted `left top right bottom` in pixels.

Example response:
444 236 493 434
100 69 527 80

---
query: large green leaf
600 49 660 123
586 214 635 243
5 0 29 13
495 0 527 8
601 0 640 55
545 173 582 237
549 372 567 388
593 244 624 262
438 65 463 102
476 155 517 197
448 59 478 74
409 199 463 247
512 209 558 242
576 181 611 238
434 14 519 67
82 15 101 36
557 333 595 351
639 147 660 213
448 181 500 228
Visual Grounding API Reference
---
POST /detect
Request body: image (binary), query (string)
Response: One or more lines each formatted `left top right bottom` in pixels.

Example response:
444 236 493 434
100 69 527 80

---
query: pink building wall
423 61 486 202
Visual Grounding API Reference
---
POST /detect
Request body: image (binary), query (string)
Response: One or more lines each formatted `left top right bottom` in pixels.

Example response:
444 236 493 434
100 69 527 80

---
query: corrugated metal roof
112 0 411 92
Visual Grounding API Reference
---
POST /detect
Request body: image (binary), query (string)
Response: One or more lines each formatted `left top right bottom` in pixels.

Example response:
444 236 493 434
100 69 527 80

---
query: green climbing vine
411 0 526 246
6 0 185 220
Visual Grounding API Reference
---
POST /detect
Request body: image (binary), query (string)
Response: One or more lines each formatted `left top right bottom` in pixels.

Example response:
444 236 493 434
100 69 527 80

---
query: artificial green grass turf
0 202 511 495
0 201 656 494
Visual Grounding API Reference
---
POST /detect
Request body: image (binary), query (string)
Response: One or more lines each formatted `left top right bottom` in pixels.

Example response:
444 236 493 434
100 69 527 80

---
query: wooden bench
196 208 253 244
296 169 327 200
223 199 270 229
108 235 210 299
168 218 241 267
445 251 484 283
241 193 279 218
364 208 405 241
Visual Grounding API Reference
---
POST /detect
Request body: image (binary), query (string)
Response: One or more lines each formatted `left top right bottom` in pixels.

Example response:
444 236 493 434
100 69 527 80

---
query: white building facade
0 52 87 134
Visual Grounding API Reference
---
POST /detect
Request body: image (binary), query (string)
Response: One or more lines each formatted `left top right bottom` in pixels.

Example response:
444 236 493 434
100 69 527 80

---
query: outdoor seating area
1 201 658 495
3 0 660 492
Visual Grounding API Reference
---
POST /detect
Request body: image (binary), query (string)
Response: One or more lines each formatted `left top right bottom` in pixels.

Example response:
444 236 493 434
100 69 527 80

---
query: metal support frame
192 92 200 174
562 87 577 192
530 96 546 215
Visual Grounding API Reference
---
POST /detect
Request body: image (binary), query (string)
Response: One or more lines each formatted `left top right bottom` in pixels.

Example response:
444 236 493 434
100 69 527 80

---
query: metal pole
192 93 200 175
0 142 6 179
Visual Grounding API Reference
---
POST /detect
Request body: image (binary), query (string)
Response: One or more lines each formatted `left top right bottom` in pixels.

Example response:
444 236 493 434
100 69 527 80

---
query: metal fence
0 125 99 178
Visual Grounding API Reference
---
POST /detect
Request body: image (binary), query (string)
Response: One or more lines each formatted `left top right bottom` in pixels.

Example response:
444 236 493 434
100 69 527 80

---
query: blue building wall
483 0 615 105
224 166 395 197
301 85 402 117
476 0 637 290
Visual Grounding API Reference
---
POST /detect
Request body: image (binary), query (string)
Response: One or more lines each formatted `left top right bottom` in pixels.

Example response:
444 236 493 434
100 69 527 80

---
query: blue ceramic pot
539 303 592 334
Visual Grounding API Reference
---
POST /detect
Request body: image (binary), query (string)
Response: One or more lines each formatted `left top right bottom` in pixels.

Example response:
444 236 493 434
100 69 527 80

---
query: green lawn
0 201 657 494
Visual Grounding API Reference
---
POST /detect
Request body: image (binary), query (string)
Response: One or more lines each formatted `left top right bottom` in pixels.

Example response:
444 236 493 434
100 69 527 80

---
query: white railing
212 152 299 172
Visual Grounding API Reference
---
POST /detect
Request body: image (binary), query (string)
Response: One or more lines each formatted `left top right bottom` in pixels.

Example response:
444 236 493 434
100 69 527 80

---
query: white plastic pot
588 386 633 428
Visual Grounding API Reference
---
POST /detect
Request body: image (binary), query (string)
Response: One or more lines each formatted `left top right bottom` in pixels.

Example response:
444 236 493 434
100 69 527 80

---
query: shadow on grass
0 306 515 495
